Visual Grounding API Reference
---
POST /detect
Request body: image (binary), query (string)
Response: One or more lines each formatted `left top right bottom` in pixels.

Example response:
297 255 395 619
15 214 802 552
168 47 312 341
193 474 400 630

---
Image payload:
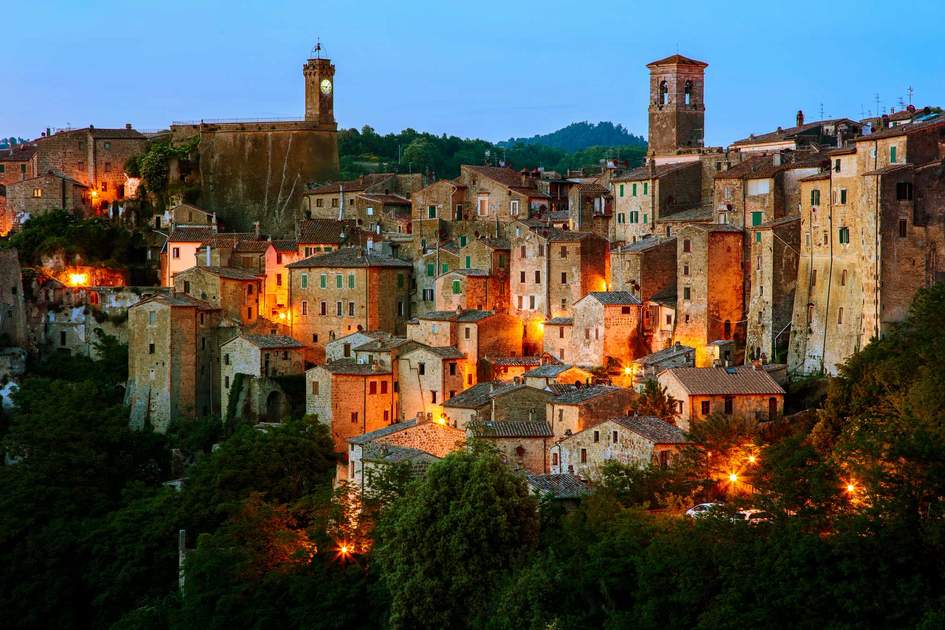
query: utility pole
907 86 914 106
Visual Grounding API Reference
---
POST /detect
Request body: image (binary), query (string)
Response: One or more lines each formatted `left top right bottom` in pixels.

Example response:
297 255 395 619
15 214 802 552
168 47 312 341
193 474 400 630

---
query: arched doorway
265 390 288 422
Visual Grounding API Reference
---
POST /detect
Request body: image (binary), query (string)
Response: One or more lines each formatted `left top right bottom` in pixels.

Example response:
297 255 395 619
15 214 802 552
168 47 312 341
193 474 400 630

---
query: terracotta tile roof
184 266 261 281
577 182 611 196
446 268 490 277
799 172 831 182
477 237 511 250
527 474 590 499
553 385 620 405
270 239 298 252
465 165 530 189
613 161 697 182
308 173 395 195
492 355 550 367
467 420 553 438
647 54 708 68
524 363 575 378
296 219 358 244
286 246 412 269
362 443 440 465
662 366 785 395
348 420 417 445
633 344 695 367
359 193 411 206
585 291 642 306
855 118 945 142
134 291 216 310
733 118 861 146
399 343 465 360
610 415 689 444
649 286 677 307
443 382 501 409
715 154 827 181
204 232 258 248
320 358 392 375
354 336 409 353
236 334 304 349
0 144 37 161
233 240 271 253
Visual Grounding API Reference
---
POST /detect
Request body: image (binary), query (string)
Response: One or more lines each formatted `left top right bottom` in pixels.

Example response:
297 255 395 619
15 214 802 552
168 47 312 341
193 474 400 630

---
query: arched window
659 80 669 105
684 80 693 105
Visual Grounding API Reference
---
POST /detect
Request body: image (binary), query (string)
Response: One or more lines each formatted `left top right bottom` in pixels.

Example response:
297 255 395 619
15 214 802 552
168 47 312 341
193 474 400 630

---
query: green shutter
426 263 434 277
465 256 471 269
301 273 308 288
632 183 637 196
840 190 847 204
643 182 648 195
619 184 624 197
335 274 342 288
643 213 648 224
890 146 897 163
459 235 467 247
348 273 355 288
428 205 436 218
320 274 327 288
755 231 761 242
441 263 448 273
752 212 763 226
452 280 461 294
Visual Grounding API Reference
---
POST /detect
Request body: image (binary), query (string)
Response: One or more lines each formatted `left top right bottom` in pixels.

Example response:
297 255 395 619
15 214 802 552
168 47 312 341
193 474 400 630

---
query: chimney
205 244 211 266
772 153 782 166
455 305 463 316
882 114 890 129
796 110 804 127
125 123 132 130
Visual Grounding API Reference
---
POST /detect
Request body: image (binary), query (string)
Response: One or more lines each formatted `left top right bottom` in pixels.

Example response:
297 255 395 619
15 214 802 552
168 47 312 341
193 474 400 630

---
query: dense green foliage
7 286 945 627
338 124 646 180
498 121 646 152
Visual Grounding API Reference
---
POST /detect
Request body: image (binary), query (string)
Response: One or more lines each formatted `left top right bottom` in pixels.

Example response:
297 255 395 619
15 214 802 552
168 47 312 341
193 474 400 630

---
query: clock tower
304 43 335 127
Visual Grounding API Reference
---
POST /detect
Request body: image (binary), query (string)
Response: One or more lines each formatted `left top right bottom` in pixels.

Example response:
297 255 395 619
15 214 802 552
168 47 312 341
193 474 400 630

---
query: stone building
567 181 611 234
0 250 27 347
510 222 609 352
173 265 262 326
5 173 90 217
154 202 215 231
646 54 708 156
160 226 217 286
550 415 688 478
745 215 800 362
296 218 360 257
397 343 466 422
302 173 422 222
730 113 863 155
630 342 695 386
169 51 340 233
220 334 304 421
0 144 37 233
466 419 554 474
262 240 301 318
286 246 412 363
415 241 461 314
347 419 464 487
442 381 555 430
673 224 745 366
32 125 146 211
610 162 701 243
569 291 645 370
658 365 784 431
126 292 226 431
610 236 676 305
788 119 945 375
306 358 396 454
545 385 636 440
523 364 594 390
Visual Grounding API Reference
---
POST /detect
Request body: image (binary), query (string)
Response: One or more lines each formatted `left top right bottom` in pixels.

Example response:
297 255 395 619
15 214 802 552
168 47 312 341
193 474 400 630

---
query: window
755 231 761 243
630 211 639 223
683 286 691 300
465 326 471 339
890 145 897 163
529 295 535 309
452 279 461 294
632 183 638 196
351 411 358 423
320 274 327 288
560 272 567 284
552 452 559 466
899 219 908 238
311 381 319 395
811 189 821 205
369 381 377 395
619 184 624 197
643 182 648 195
148 341 154 354
839 227 850 244
701 401 710 415
320 301 327 315
896 182 914 201
441 262 449 274
449 362 457 376
747 179 770 195
498 254 506 268
682 238 691 253
751 211 763 226
520 245 526 258
510 200 520 215
301 300 308 315
455 204 463 219
148 311 156 325
841 269 847 286
517 295 523 309
643 213 648 224
617 213 626 224
465 256 471 269
172 247 180 259
724 396 734 415
423 288 434 301
428 205 436 219
612 430 618 443
345 273 355 288
100 182 107 192
381 381 388 394
397 273 404 288
418 362 425 375
224 375 230 388
580 448 587 464
348 302 355 316
621 306 631 314
593 430 599 443
534 270 541 284
519 270 526 283
300 273 308 288
584 328 590 340
247 306 254 319
834 159 841 173
431 390 438 404
459 235 467 247
426 263 435 277
477 195 488 216
538 244 544 257
335 274 343 289
684 79 693 105
839 189 847 205
812 269 817 287
683 263 689 276
103 141 111 150
336 301 343 316
838 307 844 325
807 303 815 324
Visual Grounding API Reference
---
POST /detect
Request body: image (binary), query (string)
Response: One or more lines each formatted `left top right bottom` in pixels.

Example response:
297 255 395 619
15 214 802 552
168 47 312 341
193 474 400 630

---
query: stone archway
265 389 288 422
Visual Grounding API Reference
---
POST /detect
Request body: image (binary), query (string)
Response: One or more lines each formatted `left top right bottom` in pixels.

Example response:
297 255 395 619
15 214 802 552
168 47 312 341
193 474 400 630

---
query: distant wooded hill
498 121 647 152
338 122 647 181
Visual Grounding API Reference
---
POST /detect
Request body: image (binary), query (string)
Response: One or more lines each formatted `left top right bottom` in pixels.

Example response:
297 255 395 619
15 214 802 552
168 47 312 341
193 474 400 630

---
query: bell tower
303 41 336 127
646 54 707 156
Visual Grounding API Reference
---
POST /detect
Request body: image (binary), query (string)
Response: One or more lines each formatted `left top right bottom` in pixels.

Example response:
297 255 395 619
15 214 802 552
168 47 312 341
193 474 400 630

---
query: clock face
320 79 332 95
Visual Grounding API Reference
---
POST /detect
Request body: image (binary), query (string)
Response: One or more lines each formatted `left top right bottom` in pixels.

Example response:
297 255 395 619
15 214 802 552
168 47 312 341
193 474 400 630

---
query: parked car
685 503 724 519
734 508 772 525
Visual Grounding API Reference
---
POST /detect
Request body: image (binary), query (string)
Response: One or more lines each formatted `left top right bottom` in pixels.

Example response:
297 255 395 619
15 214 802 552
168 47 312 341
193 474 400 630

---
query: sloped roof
468 420 553 438
662 366 785 395
544 317 574 326
418 309 494 322
319 358 392 375
527 474 590 499
296 218 358 244
524 363 575 378
0 144 36 161
270 239 298 252
553 385 620 405
634 344 694 367
361 443 440 465
854 117 945 142
348 420 417 445
613 161 697 182
167 226 216 242
180 266 260 281
616 236 676 253
733 118 861 146
492 356 548 367
399 343 465 360
647 54 708 68
354 336 409 352
359 193 411 206
443 382 500 409
715 154 827 181
233 240 271 253
287 247 412 269
234 334 304 350
585 291 642 306
133 291 216 310
307 173 395 195
611 415 689 444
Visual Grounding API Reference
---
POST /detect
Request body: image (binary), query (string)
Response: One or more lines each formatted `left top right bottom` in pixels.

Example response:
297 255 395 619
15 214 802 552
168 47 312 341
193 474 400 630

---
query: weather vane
311 38 322 59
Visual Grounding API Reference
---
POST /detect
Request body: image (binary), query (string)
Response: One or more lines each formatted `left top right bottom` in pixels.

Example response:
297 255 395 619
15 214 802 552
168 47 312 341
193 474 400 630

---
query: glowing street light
728 472 738 483
747 454 757 465
434 415 447 426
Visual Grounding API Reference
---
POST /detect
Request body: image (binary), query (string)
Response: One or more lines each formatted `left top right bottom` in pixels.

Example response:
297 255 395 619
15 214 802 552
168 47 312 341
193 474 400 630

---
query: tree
374 448 539 628
627 379 680 423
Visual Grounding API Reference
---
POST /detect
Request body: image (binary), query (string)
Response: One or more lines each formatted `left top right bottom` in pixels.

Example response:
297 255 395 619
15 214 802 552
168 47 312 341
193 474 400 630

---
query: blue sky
5 0 944 146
